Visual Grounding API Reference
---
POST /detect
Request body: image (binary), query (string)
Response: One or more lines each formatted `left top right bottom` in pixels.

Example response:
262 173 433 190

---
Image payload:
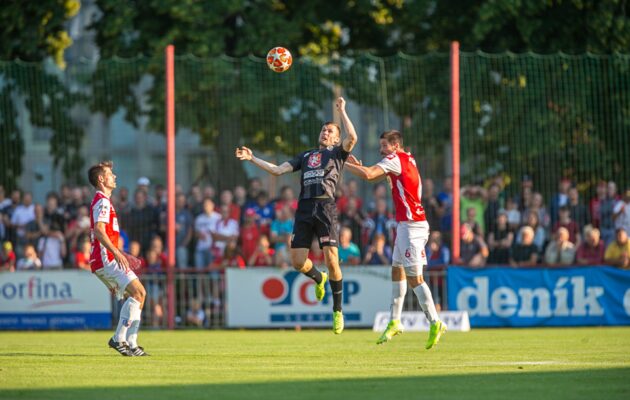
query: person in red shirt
247 235 275 267
0 241 16 272
74 239 92 271
239 208 261 263
576 226 605 265
346 130 446 350
216 240 246 269
87 160 148 357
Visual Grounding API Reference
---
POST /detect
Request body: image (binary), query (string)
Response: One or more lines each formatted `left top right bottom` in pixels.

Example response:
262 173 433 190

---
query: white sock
390 280 407 321
114 297 135 342
125 298 142 348
413 282 439 324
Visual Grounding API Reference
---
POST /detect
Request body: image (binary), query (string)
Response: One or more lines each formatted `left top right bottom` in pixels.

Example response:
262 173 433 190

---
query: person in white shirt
613 190 630 235
212 204 239 259
194 198 221 268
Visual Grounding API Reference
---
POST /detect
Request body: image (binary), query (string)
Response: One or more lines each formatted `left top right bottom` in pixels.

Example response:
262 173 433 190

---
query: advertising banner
447 266 630 327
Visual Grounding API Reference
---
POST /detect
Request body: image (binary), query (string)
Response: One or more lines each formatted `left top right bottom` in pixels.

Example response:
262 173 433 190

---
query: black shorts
291 198 339 249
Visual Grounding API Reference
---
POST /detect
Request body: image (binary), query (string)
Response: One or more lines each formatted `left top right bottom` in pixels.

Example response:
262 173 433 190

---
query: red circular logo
262 278 285 300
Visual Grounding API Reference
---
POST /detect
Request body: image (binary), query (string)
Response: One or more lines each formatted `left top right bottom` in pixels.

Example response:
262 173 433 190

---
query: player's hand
336 97 346 112
347 154 362 166
114 249 130 271
235 146 253 161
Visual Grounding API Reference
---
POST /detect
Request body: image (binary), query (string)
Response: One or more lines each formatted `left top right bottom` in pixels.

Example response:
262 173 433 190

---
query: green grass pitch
1 328 629 400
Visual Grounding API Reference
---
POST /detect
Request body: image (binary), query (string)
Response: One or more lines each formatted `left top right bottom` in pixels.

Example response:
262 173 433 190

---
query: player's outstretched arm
235 146 293 176
336 97 358 152
345 154 386 181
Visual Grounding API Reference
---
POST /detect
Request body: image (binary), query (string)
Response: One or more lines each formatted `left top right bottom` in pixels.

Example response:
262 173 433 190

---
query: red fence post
165 45 176 329
450 41 461 263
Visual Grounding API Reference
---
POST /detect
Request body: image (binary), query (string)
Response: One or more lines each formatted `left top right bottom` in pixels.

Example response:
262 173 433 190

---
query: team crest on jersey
307 152 322 168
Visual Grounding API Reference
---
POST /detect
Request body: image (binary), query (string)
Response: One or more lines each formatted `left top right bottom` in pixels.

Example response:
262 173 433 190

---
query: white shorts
94 259 138 300
392 220 430 277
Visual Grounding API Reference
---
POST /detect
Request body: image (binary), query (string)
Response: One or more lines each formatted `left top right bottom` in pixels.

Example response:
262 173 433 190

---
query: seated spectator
505 197 521 232
74 239 92 271
510 226 538 266
362 233 392 265
308 239 325 265
459 223 489 267
16 243 42 270
487 211 513 264
516 210 547 254
0 241 16 272
464 206 483 237
553 206 580 245
270 205 294 268
524 192 551 230
66 205 90 252
128 240 146 270
217 240 245 269
274 186 298 212
144 248 163 273
239 209 261 263
338 227 361 265
544 227 576 265
247 235 274 267
194 198 221 269
576 226 605 265
604 228 630 269
186 299 205 327
148 236 168 270
426 231 450 267
339 197 366 250
37 222 66 270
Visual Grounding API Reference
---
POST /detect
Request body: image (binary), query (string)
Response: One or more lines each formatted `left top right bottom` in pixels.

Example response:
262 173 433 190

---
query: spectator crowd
1 175 630 273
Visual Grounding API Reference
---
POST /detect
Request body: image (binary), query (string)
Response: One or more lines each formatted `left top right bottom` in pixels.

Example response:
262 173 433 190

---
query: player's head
379 130 403 156
88 161 116 190
319 122 341 147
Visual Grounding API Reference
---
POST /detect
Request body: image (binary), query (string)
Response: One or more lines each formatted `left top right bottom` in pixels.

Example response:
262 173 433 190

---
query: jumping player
88 161 149 356
235 97 357 334
345 130 446 349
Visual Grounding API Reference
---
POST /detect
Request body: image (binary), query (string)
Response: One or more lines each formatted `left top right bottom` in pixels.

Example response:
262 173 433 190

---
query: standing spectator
590 181 608 229
362 233 392 265
10 191 36 256
464 207 483 237
549 178 572 227
613 189 630 235
239 209 261 264
136 176 156 206
337 179 362 214
175 193 193 268
37 223 66 269
233 185 247 211
510 226 539 266
426 231 450 267
188 185 204 217
244 178 262 210
16 244 42 270
516 210 547 254
437 177 453 236
274 186 298 212
484 183 502 237
504 197 522 232
604 228 630 269
114 186 132 216
194 198 221 269
365 198 396 247
270 205 294 268
366 183 389 213
525 192 550 230
598 181 618 245
459 223 489 267
576 226 605 265
65 205 91 253
339 196 365 251
126 190 159 252
247 235 274 266
74 239 92 271
213 204 239 259
251 191 274 235
544 227 576 265
487 212 513 264
0 241 16 272
220 189 241 222
2 189 21 245
553 206 580 245
568 187 590 229
0 185 12 211
423 178 442 233
338 227 361 265
460 185 487 235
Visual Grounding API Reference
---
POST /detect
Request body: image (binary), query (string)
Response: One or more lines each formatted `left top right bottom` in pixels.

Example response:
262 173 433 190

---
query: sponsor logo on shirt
303 169 325 179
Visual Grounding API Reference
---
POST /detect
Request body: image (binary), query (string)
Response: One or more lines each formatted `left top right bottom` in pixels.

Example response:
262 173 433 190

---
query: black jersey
288 145 350 200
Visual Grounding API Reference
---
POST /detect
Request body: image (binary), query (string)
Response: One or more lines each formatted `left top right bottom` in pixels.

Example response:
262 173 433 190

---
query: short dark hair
380 130 403 146
322 121 341 135
88 161 113 188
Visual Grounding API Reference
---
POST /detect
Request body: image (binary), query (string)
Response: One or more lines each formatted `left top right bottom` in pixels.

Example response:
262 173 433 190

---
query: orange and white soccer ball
266 47 292 73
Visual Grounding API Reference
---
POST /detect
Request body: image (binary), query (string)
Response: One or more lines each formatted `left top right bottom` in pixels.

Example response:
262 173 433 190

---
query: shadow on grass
2 368 629 400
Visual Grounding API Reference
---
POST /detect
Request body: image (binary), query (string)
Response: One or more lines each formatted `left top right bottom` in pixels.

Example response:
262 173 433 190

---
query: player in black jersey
235 97 357 334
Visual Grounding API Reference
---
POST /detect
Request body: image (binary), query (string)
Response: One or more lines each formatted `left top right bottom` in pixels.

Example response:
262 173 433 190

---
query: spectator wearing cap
604 228 630 269
0 241 16 271
576 226 605 265
239 208 261 263
459 223 489 267
194 198 221 269
613 189 630 236
136 176 157 207
544 227 576 265
549 178 572 227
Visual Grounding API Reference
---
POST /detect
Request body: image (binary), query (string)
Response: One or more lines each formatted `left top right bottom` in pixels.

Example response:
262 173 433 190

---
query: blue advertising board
447 266 630 327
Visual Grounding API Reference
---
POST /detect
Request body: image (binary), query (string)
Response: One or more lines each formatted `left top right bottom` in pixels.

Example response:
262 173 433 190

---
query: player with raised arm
235 97 357 334
88 161 149 356
345 130 446 349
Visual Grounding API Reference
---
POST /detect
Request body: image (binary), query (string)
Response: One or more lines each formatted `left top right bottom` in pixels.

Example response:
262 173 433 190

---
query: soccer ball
266 47 292 73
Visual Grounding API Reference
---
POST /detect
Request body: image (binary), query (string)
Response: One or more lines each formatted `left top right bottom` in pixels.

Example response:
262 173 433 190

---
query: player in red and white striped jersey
345 130 446 350
88 161 149 357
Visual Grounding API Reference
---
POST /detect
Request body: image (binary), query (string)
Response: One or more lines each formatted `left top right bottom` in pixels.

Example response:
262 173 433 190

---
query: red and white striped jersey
89 191 120 272
376 151 426 222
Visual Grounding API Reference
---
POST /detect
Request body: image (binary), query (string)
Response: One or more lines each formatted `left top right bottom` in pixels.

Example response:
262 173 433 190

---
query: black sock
330 279 343 312
303 266 323 284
